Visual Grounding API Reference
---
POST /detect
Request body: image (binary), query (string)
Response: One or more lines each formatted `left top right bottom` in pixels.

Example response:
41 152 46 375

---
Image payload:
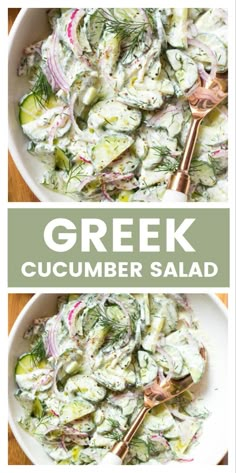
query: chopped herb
151 145 172 159
31 69 52 107
31 337 46 363
157 159 179 173
65 165 88 191
99 9 152 62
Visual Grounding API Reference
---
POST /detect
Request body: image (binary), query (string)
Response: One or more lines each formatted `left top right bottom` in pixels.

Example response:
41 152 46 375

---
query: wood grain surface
8 8 39 203
8 293 228 465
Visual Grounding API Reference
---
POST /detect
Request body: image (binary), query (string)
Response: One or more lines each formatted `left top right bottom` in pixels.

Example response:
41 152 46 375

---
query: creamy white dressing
18 8 228 202
15 293 208 465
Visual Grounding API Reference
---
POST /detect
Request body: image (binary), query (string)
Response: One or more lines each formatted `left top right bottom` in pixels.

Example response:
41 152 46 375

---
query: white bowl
8 8 73 202
8 293 228 465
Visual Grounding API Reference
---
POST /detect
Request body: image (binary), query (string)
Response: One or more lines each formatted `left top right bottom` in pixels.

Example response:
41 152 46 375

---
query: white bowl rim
8 8 229 205
8 8 64 203
8 293 228 465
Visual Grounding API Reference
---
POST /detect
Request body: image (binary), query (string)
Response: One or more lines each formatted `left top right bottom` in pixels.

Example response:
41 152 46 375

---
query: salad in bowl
13 293 209 465
16 8 228 202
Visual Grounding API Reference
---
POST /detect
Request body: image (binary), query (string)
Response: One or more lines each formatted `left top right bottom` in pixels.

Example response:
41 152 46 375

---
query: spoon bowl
163 72 228 202
101 345 207 464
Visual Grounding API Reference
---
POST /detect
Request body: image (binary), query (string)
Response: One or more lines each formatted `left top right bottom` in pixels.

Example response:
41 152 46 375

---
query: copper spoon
100 346 207 464
163 73 228 202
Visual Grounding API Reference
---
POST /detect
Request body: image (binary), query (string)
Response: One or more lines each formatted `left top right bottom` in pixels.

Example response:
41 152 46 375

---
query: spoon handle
100 405 149 464
180 116 202 173
163 117 202 201
162 189 188 202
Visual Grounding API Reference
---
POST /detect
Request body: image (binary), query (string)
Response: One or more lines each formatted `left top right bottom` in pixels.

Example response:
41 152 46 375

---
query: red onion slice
76 155 92 164
101 172 134 183
48 33 70 92
188 37 217 80
150 434 170 448
46 312 63 358
197 63 210 83
67 9 86 57
48 110 70 146
102 183 113 201
77 175 97 192
68 300 85 336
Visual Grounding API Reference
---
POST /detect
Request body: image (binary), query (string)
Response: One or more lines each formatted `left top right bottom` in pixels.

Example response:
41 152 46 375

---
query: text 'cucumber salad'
15 293 209 465
18 8 228 202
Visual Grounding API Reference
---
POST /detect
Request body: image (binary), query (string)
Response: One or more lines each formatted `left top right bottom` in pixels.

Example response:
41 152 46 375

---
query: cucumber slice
166 8 188 48
31 398 44 419
188 33 227 72
60 399 95 424
65 375 106 402
195 9 227 45
142 405 174 432
19 93 58 125
119 87 163 111
113 9 141 22
138 351 158 385
72 417 95 433
183 399 209 419
155 345 184 377
15 353 35 375
190 158 216 187
166 50 198 92
15 353 46 376
169 418 200 455
85 10 104 51
129 439 149 462
180 344 206 383
92 369 126 391
141 314 165 353
54 147 71 171
148 108 184 138
90 432 115 448
88 100 141 133
99 31 120 73
91 134 133 171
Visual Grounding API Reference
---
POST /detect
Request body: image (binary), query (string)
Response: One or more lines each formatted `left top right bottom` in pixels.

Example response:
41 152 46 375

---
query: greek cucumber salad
15 293 208 465
17 8 228 202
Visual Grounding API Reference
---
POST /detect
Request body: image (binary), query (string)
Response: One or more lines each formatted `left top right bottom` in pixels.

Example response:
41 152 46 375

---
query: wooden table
8 8 39 202
8 293 228 465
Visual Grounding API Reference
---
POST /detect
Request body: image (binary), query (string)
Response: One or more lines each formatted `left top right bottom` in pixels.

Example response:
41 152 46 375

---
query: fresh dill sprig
31 337 46 363
107 418 121 429
98 313 127 332
151 145 172 159
97 309 129 347
33 415 52 437
103 419 123 441
106 328 128 347
65 164 87 191
156 159 179 173
150 146 180 173
31 69 52 107
99 9 150 61
104 430 123 441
